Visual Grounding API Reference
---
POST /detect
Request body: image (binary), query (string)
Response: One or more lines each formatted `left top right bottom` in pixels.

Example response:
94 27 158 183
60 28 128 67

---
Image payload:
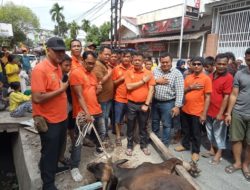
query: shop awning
102 31 208 45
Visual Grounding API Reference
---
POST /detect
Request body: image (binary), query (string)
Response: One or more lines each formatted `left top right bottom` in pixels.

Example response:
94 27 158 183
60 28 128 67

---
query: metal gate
213 0 250 58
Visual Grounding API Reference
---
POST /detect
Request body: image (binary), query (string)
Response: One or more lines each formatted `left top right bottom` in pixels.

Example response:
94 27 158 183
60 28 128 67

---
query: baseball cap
86 42 96 48
46 37 66 51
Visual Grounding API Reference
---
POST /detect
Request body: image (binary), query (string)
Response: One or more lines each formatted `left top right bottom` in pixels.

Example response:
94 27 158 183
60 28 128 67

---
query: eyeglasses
192 63 202 66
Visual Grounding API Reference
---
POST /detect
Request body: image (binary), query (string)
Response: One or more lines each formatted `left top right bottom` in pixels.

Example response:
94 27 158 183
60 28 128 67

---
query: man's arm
72 85 92 122
100 66 112 84
225 87 239 125
126 74 151 91
172 73 184 117
32 81 68 103
200 93 211 124
141 85 154 112
216 94 230 120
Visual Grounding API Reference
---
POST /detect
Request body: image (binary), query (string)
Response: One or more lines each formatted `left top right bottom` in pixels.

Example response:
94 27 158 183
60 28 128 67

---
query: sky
4 0 198 30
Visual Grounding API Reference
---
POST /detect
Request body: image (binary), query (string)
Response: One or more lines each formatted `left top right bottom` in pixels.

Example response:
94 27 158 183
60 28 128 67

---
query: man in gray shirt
225 48 250 182
152 52 184 146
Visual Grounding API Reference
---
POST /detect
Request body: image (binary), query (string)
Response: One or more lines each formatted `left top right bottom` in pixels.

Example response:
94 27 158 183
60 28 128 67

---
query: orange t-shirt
31 59 67 123
112 64 132 103
125 68 155 103
69 65 102 118
182 72 212 116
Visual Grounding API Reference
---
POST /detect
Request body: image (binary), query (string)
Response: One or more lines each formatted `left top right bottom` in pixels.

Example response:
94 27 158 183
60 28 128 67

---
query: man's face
145 61 153 71
204 65 214 74
245 54 250 66
160 56 172 72
99 48 111 64
84 54 96 72
110 53 118 65
132 55 143 70
122 53 132 66
71 41 82 57
215 58 228 75
47 48 65 65
191 61 203 74
61 60 71 73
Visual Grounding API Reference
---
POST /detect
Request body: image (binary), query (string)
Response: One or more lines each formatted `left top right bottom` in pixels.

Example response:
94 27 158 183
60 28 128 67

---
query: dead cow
87 158 195 190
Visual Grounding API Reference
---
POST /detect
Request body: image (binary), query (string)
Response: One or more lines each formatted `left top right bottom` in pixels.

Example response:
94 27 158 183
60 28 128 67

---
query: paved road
169 138 250 190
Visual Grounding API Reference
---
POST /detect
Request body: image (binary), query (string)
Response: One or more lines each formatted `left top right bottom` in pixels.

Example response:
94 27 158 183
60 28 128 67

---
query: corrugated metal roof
102 31 207 45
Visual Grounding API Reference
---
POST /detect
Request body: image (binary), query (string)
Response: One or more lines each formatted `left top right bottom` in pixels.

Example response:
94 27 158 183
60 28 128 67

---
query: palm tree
50 3 65 36
81 19 91 33
69 20 80 39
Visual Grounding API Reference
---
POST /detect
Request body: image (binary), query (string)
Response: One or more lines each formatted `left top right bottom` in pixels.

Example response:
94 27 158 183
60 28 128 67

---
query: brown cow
87 158 195 190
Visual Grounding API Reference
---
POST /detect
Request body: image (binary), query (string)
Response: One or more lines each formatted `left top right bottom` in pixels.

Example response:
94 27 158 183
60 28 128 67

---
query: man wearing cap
85 42 96 52
175 57 212 162
31 37 68 190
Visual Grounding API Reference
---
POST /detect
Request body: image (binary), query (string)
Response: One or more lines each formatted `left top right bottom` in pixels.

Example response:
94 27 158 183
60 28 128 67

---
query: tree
68 20 80 39
0 2 40 47
81 19 91 33
82 20 111 46
50 3 65 36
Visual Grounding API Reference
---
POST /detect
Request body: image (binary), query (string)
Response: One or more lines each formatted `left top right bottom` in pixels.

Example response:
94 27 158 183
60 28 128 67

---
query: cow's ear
114 159 129 167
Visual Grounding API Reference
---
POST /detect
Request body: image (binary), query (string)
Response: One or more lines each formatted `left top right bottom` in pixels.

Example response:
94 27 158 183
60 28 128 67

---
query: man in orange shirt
124 52 155 156
31 37 68 190
112 50 133 146
175 57 212 162
69 50 105 181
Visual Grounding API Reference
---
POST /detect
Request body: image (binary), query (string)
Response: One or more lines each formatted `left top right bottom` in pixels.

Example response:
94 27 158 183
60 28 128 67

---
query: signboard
185 5 199 20
0 23 13 37
139 17 191 37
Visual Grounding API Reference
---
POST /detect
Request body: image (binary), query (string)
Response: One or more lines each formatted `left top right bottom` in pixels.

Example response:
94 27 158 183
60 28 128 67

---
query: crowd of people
1 37 250 189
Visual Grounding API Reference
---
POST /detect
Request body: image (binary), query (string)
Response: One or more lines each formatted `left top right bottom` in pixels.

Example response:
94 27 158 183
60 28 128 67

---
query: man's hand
60 81 69 92
85 113 94 123
189 83 204 91
225 115 231 126
142 74 151 83
96 82 102 94
171 107 180 117
199 113 206 125
141 104 149 112
157 77 169 85
216 113 223 121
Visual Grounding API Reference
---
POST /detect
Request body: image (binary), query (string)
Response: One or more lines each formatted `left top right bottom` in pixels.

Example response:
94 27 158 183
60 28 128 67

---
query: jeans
39 120 67 190
100 100 112 136
127 101 149 149
181 111 202 154
10 101 32 117
114 101 127 124
151 99 175 146
70 114 105 168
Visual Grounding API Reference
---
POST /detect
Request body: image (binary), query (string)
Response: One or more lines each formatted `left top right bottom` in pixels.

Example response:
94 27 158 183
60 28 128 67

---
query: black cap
46 37 66 51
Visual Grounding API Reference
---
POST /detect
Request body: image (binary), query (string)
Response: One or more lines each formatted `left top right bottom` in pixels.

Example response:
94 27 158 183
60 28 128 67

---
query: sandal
115 138 122 146
125 148 133 156
201 151 215 158
242 169 250 182
225 165 241 174
142 148 151 156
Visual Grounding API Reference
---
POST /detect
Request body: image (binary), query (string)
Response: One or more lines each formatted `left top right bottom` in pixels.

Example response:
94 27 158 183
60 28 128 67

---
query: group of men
31 36 250 190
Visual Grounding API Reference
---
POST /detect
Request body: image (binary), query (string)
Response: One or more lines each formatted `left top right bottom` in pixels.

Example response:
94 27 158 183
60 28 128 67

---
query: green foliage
82 20 111 46
0 2 40 46
68 20 80 39
50 3 65 36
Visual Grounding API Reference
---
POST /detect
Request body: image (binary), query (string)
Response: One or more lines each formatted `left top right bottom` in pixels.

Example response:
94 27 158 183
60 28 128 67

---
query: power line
89 7 110 22
84 0 110 20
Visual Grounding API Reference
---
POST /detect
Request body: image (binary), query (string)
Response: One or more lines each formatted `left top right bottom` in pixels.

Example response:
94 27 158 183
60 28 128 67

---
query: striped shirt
153 67 184 107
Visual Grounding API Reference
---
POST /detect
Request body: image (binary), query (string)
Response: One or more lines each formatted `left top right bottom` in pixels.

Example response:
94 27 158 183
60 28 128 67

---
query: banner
0 23 13 37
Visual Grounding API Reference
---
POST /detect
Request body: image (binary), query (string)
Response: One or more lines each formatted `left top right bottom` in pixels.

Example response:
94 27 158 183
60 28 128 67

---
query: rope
75 111 110 159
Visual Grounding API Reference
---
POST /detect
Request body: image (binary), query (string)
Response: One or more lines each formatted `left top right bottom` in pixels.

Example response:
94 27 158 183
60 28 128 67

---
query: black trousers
181 111 201 154
39 119 67 190
127 101 149 149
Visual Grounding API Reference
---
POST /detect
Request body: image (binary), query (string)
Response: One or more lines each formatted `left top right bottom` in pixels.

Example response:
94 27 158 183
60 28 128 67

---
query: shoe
82 138 95 147
56 166 70 175
192 153 200 162
174 145 187 152
70 168 83 182
94 147 104 157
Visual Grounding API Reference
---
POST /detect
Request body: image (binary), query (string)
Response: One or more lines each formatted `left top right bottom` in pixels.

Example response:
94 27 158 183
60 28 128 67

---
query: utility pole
110 0 122 48
179 0 187 59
